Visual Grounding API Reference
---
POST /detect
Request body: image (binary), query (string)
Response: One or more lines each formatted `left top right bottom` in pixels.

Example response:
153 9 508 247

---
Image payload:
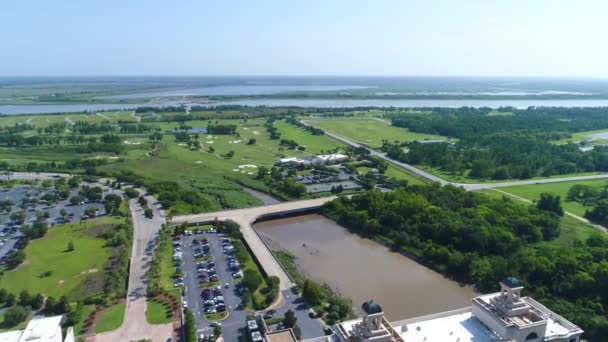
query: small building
335 278 583 342
0 315 74 342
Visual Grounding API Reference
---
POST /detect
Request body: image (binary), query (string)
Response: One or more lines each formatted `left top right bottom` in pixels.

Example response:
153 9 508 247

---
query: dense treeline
206 124 237 135
323 185 608 339
385 107 608 179
285 116 324 135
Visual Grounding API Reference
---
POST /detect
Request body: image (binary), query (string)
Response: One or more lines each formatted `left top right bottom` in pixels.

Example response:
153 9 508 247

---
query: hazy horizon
2 0 608 77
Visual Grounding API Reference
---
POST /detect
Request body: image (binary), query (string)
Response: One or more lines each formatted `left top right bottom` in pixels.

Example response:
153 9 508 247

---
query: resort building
0 315 74 342
335 278 583 342
277 153 349 167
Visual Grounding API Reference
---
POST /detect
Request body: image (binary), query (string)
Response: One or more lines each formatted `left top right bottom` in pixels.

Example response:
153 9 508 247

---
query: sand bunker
229 140 242 144
123 140 142 145
238 164 258 168
252 130 260 135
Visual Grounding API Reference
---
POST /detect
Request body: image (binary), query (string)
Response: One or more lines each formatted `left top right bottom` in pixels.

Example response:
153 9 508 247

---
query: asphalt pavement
180 230 326 341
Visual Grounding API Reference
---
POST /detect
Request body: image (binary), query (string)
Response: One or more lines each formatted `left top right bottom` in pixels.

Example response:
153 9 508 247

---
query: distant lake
4 98 608 115
219 98 608 108
103 85 374 99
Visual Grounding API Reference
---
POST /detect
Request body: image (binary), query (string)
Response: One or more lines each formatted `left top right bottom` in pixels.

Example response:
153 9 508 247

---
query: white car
182 301 188 308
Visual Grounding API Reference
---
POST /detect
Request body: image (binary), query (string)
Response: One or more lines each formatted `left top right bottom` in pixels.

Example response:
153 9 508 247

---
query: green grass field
308 118 448 148
95 302 125 333
0 216 125 299
274 120 344 152
146 300 173 324
498 179 608 216
100 118 360 210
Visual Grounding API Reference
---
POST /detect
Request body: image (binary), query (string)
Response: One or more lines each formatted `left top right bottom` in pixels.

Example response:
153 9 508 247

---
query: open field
112 111 138 122
274 120 344 152
498 179 608 216
0 216 125 299
308 117 448 148
95 302 126 333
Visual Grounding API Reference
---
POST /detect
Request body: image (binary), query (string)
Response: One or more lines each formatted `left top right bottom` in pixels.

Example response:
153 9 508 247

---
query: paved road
95 189 176 342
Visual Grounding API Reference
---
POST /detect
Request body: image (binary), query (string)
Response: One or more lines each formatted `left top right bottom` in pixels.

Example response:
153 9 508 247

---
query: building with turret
335 278 583 342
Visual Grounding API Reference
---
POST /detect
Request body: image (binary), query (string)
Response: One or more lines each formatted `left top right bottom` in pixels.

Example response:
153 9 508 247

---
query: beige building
335 278 583 342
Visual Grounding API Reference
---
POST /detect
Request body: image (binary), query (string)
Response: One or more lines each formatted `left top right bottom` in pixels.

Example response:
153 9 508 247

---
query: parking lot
177 229 250 340
0 185 106 261
176 228 328 341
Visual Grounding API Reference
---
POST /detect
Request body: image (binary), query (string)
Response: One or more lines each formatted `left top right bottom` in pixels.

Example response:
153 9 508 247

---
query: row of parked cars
173 237 185 288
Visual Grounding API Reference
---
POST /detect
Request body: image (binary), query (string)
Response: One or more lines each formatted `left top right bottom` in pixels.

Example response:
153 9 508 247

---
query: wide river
255 214 474 320
4 98 608 114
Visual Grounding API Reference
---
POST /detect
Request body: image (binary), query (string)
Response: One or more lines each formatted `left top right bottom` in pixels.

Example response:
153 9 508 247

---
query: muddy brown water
255 214 475 320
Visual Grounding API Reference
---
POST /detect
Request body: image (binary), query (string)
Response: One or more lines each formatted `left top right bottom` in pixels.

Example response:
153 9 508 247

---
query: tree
302 279 324 305
31 294 44 310
185 309 197 342
138 196 148 206
124 187 139 198
144 208 154 218
44 296 56 313
283 309 297 328
5 293 16 306
7 250 25 269
256 166 269 179
3 306 29 327
67 241 75 252
69 195 86 205
60 208 68 218
242 269 263 292
84 207 98 217
18 290 31 306
536 193 564 216
247 138 256 145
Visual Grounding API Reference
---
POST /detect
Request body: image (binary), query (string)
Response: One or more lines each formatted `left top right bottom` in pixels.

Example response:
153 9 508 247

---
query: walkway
171 197 336 291
93 191 176 342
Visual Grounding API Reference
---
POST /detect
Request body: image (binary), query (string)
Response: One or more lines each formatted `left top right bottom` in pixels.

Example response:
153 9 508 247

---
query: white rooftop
0 315 66 342
0 331 22 342
393 309 499 342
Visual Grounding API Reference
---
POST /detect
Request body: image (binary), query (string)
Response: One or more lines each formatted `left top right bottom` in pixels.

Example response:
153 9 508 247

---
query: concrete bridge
171 197 336 291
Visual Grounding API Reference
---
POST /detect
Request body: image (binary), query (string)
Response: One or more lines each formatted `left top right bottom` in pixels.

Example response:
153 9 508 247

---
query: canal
255 214 475 321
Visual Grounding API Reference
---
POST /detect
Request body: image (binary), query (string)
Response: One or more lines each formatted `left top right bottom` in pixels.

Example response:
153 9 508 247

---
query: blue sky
1 0 607 76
